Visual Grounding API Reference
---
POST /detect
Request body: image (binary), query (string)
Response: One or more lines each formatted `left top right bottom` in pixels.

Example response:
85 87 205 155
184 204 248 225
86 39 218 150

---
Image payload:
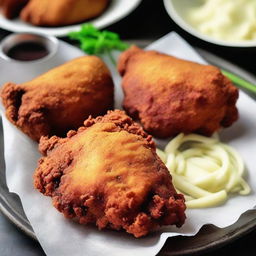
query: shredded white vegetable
157 133 251 208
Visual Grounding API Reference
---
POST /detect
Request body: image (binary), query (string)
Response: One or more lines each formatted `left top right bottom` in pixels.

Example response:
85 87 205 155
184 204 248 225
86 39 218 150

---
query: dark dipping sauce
7 41 49 61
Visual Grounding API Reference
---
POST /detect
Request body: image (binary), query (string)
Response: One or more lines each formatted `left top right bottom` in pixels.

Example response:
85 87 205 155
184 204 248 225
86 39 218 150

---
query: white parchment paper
1 32 256 256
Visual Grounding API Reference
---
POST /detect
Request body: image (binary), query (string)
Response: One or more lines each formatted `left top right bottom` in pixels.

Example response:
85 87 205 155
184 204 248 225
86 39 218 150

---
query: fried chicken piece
0 0 29 19
118 46 239 138
20 0 109 27
34 110 186 238
1 56 114 141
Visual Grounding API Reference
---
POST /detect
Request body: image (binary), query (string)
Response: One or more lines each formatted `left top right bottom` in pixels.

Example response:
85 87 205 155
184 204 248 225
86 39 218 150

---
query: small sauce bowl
0 33 59 62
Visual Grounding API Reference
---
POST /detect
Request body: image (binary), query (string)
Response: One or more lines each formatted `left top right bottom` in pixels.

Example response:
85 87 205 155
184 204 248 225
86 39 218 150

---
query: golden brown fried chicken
0 0 29 19
34 110 186 238
20 0 109 27
1 56 114 141
118 46 239 138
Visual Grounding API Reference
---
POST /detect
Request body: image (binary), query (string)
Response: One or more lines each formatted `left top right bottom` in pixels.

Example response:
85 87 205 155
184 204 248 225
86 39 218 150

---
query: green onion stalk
68 23 129 66
222 70 256 95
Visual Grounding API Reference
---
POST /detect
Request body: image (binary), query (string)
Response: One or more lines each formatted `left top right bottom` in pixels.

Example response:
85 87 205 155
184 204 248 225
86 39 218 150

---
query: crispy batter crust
118 46 239 138
20 0 109 26
34 110 186 238
1 56 114 141
0 0 28 19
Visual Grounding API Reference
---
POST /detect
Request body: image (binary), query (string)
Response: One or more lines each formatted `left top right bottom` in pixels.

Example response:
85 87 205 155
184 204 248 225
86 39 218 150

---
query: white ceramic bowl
163 0 256 47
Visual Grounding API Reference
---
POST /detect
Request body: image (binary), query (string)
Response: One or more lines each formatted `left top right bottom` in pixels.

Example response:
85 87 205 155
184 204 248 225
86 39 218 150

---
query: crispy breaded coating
1 56 114 141
0 0 28 19
118 46 239 138
20 0 109 27
34 110 186 238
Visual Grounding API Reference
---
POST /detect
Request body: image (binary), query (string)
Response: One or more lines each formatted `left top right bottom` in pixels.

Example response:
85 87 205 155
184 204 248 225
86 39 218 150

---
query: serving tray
0 45 255 255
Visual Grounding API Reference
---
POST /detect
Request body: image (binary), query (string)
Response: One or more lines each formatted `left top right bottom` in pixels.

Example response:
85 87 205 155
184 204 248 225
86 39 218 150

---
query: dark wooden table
0 0 255 255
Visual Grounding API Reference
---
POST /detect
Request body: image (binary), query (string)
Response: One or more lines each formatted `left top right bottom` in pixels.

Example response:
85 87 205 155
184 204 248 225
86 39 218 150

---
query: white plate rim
0 0 142 37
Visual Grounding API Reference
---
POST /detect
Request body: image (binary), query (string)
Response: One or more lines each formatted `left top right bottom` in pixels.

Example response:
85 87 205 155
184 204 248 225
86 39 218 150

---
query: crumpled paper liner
1 32 256 256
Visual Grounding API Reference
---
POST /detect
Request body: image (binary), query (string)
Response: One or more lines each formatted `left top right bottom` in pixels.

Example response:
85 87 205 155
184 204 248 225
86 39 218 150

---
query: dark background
0 0 255 255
